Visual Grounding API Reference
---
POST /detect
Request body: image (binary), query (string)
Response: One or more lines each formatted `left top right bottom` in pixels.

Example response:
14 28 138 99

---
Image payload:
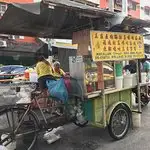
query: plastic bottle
24 69 29 79
29 71 38 83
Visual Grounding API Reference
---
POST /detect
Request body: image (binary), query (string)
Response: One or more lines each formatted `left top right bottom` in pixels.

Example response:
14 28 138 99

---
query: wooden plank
72 29 90 44
96 62 104 90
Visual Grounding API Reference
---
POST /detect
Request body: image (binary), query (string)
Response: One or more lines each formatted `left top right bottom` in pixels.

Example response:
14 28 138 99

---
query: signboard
90 31 144 61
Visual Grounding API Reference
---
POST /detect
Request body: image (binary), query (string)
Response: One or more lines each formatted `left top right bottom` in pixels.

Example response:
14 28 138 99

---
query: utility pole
108 0 114 12
47 38 52 52
122 0 128 16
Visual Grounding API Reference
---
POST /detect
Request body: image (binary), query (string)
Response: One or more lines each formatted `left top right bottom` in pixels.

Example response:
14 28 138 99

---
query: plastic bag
64 77 71 92
46 78 68 102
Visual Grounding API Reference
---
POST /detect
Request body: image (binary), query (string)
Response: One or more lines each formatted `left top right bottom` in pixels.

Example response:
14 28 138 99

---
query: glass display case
84 57 98 93
103 62 115 89
84 58 115 91
69 56 115 95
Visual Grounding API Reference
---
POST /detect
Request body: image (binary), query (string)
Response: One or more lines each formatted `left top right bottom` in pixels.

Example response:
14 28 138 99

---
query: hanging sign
90 31 145 61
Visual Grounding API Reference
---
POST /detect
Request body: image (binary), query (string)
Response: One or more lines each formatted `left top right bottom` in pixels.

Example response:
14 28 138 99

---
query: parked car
11 67 26 74
0 65 27 80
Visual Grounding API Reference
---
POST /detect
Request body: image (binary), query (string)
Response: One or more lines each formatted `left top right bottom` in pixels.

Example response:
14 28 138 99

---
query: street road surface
34 105 150 150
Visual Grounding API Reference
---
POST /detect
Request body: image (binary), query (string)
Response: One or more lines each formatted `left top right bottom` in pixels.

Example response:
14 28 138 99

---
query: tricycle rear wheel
108 105 130 140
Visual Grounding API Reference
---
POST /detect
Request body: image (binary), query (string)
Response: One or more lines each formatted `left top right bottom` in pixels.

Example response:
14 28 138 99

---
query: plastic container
24 69 29 79
115 63 123 77
141 72 147 83
132 112 141 128
0 145 7 150
29 72 38 83
115 76 123 89
123 74 133 88
132 73 137 86
132 93 137 107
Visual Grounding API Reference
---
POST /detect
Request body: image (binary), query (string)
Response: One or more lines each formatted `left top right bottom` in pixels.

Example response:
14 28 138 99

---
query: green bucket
115 63 123 77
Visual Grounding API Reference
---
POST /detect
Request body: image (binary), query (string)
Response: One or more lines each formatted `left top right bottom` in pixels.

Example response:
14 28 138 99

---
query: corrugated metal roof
122 16 150 27
0 1 150 38
0 1 115 38
43 0 115 17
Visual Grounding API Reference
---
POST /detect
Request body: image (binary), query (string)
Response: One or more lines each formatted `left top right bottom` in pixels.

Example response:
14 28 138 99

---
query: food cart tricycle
0 29 147 150
68 29 145 140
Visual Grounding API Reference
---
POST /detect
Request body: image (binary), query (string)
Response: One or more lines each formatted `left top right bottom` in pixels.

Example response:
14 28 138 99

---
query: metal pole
136 60 142 113
47 38 52 55
122 0 128 16
108 0 114 12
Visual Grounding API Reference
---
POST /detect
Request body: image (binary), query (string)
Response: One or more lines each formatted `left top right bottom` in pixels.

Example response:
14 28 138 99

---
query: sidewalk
96 105 150 150
35 105 150 150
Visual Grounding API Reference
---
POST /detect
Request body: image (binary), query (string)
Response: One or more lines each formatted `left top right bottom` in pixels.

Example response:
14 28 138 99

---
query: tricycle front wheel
70 97 88 127
108 105 130 140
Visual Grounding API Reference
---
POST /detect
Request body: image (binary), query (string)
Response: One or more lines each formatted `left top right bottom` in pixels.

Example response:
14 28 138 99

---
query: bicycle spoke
0 107 38 150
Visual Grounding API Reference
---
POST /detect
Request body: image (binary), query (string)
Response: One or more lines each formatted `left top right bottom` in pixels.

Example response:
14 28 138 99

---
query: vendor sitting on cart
36 55 55 93
53 61 66 78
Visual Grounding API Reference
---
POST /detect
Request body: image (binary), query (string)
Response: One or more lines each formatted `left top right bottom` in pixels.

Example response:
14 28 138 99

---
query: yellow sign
90 31 145 61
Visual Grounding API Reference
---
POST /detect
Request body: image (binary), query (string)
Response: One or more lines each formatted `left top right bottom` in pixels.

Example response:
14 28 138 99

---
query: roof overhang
0 1 115 38
0 1 150 38
109 14 150 33
43 0 114 17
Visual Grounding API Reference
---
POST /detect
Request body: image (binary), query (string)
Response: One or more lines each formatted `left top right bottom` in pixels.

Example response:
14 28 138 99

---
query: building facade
99 0 140 18
140 0 150 21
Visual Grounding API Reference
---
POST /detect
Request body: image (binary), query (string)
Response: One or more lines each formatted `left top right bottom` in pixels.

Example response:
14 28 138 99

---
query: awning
43 0 114 17
0 1 115 38
109 15 150 33
122 16 150 27
0 1 150 38
0 38 47 54
51 43 77 50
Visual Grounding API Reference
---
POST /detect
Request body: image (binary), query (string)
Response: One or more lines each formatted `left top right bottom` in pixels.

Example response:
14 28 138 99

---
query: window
144 8 150 16
128 1 137 11
0 4 7 17
132 2 137 10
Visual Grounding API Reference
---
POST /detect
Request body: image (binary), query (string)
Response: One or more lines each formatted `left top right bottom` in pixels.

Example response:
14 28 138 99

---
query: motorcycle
133 85 150 107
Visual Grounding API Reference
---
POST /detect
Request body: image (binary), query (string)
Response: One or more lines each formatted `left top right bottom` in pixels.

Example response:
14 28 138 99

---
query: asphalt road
34 104 150 150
